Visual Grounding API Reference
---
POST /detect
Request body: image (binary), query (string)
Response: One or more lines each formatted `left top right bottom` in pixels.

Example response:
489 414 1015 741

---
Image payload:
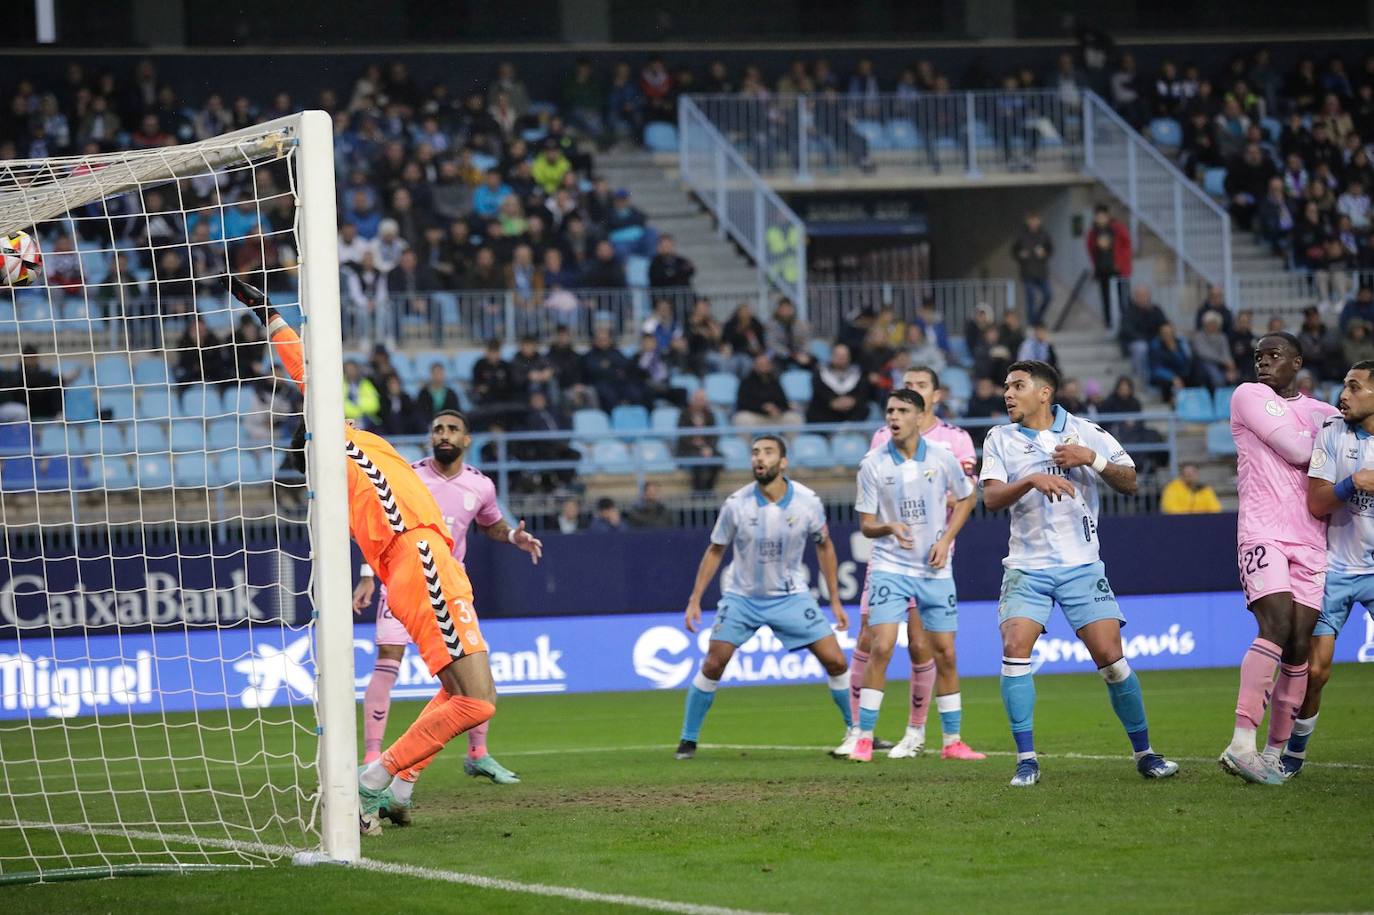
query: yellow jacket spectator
1161 463 1222 514
532 144 572 196
343 360 382 428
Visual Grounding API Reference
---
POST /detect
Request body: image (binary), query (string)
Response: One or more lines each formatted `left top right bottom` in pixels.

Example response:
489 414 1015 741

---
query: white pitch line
7 820 785 915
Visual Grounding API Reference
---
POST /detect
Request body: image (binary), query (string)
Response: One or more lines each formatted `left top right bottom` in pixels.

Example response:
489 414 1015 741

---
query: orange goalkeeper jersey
268 323 453 570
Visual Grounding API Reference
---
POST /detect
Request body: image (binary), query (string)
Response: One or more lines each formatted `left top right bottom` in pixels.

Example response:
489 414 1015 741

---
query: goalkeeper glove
226 276 276 328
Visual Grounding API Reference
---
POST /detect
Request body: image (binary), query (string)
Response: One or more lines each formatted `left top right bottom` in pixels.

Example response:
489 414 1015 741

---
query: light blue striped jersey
1308 416 1374 573
710 479 829 598
979 405 1133 570
855 438 975 580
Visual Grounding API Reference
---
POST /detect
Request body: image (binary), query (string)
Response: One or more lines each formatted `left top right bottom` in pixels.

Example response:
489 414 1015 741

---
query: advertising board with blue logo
2 592 1370 720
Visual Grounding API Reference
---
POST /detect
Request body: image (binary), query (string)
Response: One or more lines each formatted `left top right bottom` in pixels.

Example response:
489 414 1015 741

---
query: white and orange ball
1 230 42 287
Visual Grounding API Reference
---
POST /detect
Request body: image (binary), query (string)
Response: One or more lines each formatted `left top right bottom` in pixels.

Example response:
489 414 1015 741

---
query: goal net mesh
0 117 328 880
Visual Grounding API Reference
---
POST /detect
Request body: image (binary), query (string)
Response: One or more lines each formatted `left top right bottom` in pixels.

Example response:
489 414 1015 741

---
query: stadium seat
1148 118 1183 148
830 433 869 466
173 452 207 488
133 359 169 385
207 417 238 452
1212 386 1236 421
790 434 831 468
64 422 98 456
102 456 134 490
1174 387 1215 423
98 386 134 420
175 385 207 418
669 373 700 395
1260 116 1282 143
704 372 739 407
33 422 65 456
0 422 31 456
135 454 173 489
612 404 650 431
100 422 130 455
1202 167 1228 198
451 350 483 382
135 420 170 453
636 439 675 471
572 409 611 439
651 406 680 432
1206 421 1236 457
95 355 133 387
948 337 972 367
590 440 634 473
170 419 204 453
625 255 650 288
781 370 812 404
36 456 75 492
943 366 973 402
72 457 100 491
852 119 889 151
235 449 273 484
885 120 921 150
808 339 832 364
135 387 171 420
718 437 751 470
202 385 226 417
1 457 35 491
644 122 679 152
62 388 98 422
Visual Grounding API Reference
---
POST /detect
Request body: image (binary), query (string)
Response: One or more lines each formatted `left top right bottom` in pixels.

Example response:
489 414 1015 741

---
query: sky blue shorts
867 571 959 632
998 561 1126 632
1315 570 1374 638
711 593 835 651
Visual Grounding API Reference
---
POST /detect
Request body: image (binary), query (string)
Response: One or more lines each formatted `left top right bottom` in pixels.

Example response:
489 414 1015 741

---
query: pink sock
908 660 936 727
1234 638 1281 729
363 659 401 758
1266 662 1309 751
467 720 490 759
849 651 869 725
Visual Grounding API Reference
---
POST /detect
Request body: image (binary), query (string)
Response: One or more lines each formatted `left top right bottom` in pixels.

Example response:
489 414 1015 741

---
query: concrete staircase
594 149 762 297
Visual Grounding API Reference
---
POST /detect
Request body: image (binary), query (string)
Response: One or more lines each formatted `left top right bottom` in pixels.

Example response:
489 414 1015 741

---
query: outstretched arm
228 278 304 389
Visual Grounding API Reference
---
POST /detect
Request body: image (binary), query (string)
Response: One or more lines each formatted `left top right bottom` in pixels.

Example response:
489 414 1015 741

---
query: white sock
859 687 884 738
389 775 415 804
904 724 925 743
1228 726 1257 755
1292 713 1318 737
936 693 961 746
1261 745 1281 761
359 760 390 790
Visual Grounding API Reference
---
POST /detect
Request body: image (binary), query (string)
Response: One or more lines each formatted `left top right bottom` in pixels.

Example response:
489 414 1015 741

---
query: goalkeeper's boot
465 753 521 784
674 740 697 760
1136 752 1180 779
1009 758 1041 787
357 766 386 836
226 276 275 327
378 789 412 827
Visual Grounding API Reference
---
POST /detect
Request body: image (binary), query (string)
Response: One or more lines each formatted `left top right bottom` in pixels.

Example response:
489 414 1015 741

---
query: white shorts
374 585 413 647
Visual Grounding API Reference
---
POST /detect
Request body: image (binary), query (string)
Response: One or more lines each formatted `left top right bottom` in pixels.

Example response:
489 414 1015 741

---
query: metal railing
684 90 1084 183
382 410 1180 509
808 280 1016 341
1083 92 1234 310
678 97 807 310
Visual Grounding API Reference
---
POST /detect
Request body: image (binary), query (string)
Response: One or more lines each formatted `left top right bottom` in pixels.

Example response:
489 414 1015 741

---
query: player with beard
353 409 540 818
674 435 852 759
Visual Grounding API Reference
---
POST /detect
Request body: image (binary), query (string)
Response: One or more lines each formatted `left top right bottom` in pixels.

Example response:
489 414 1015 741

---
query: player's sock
380 693 496 774
848 651 869 725
858 687 884 737
1230 638 1280 753
467 720 490 760
1001 657 1036 760
362 659 400 761
680 669 719 742
908 660 936 728
388 774 416 805
827 672 852 728
1265 662 1309 753
1098 658 1153 758
359 760 391 790
936 692 962 747
1286 713 1319 758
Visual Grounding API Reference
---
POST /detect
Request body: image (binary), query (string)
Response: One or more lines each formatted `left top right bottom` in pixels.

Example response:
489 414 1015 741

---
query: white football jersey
855 439 974 580
710 480 829 598
1308 417 1374 574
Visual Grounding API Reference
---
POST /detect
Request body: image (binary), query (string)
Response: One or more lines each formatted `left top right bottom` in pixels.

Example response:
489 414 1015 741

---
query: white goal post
0 109 358 881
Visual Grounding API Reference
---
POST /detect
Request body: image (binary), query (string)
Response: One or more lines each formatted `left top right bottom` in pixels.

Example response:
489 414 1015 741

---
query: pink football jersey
870 421 976 476
1231 383 1338 549
408 458 503 563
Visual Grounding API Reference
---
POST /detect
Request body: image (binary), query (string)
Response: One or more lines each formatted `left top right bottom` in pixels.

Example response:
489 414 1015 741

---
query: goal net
0 111 358 882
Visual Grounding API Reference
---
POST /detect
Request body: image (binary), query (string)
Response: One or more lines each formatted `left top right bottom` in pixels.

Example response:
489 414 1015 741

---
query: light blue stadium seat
469 152 498 173
948 337 972 367
1260 116 1282 144
135 420 169 453
643 122 679 153
100 422 130 455
590 440 633 473
704 372 739 407
135 454 173 488
830 433 869 466
207 417 238 452
173 452 207 487
1 457 35 491
450 350 483 382
202 385 226 417
1202 167 1228 198
612 404 650 431
102 456 134 490
71 456 100 491
637 439 675 471
175 384 207 418
95 355 133 387
1148 118 1183 148
781 370 812 404
885 120 921 150
1206 421 1236 457
239 449 274 484
63 388 98 422
133 359 168 385
718 437 751 470
651 406 680 432
625 255 650 288
852 119 889 150
136 387 171 420
573 408 611 438
669 373 699 395
1212 386 1236 421
790 434 831 468
65 422 98 456
808 339 832 364
1174 387 1215 423
943 366 973 402
33 422 66 456
98 387 134 420
170 420 204 453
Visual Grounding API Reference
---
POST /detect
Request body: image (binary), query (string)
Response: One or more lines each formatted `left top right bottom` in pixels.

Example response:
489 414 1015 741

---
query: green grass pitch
5 664 1373 914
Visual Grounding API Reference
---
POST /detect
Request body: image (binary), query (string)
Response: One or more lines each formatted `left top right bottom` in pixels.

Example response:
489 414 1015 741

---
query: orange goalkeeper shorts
378 529 488 675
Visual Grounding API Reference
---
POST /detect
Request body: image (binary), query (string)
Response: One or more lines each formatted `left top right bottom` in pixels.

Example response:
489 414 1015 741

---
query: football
1 229 42 287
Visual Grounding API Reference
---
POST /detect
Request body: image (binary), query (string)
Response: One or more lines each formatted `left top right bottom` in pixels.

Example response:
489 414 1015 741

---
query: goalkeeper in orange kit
228 278 495 836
